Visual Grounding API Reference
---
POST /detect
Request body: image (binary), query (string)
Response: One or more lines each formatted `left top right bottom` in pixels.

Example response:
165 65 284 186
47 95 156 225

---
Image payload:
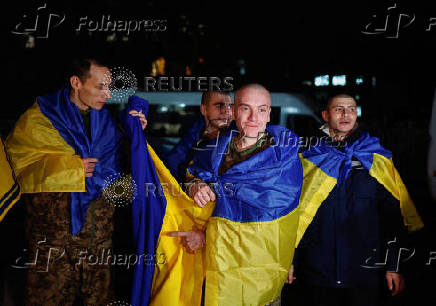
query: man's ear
200 104 206 116
70 76 81 90
321 110 329 122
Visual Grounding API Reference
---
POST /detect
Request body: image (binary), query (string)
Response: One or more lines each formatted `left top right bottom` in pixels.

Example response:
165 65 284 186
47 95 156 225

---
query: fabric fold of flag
121 96 214 306
188 125 303 306
296 131 424 247
0 138 21 222
5 86 122 234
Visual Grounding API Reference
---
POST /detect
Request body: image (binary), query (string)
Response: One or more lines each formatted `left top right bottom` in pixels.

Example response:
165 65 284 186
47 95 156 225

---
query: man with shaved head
186 84 303 305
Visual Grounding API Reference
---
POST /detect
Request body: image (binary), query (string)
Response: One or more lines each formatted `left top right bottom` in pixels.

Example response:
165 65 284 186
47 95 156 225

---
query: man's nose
220 105 231 116
342 109 350 116
248 110 257 121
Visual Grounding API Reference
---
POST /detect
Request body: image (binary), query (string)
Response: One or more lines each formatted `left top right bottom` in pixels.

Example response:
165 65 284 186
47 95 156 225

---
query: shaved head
234 83 271 107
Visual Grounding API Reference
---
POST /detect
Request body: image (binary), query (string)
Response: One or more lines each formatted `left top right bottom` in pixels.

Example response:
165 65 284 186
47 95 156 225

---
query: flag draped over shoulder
188 125 303 306
5 86 122 234
0 138 21 222
120 96 214 306
296 131 424 247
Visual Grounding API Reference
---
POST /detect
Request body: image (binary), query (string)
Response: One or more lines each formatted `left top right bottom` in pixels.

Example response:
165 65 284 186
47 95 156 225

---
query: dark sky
4 0 436 122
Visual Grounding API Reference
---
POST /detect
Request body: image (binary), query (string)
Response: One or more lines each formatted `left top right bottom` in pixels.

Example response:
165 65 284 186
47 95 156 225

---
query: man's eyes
334 107 355 112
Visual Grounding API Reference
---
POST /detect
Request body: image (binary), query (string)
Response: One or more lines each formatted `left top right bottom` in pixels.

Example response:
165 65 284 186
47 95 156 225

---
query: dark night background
1 0 436 305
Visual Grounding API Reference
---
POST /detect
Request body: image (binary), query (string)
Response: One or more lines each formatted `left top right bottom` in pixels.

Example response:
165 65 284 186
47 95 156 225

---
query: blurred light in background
151 56 166 76
185 65 192 75
314 75 329 86
332 75 346 86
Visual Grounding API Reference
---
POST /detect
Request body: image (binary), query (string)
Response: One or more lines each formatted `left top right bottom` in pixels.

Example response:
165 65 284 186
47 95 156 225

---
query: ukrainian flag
5 86 122 234
296 131 424 247
121 96 215 306
0 138 21 222
124 97 302 306
188 125 303 306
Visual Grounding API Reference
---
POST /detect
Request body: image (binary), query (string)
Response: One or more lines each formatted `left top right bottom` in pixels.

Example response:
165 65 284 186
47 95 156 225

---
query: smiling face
200 92 232 130
70 64 112 111
322 96 357 138
234 87 271 138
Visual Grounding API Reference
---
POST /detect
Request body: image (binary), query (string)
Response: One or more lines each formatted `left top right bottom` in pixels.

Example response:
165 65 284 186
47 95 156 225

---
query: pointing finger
167 231 191 237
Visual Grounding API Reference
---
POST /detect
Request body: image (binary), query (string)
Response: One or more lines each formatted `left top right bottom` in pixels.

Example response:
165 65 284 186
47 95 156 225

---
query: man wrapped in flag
0 138 21 222
288 94 424 305
123 85 302 306
5 58 145 305
186 84 303 305
165 90 232 183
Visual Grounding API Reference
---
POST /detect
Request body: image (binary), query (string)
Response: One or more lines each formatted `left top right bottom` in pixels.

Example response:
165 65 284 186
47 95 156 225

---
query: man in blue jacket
165 90 232 183
286 94 423 306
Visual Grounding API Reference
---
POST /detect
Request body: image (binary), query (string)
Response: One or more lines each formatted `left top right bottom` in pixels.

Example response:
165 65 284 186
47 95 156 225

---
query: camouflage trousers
24 192 115 306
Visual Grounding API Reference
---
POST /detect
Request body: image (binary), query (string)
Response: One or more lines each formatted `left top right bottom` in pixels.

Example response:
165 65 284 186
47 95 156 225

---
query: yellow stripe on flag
5 102 85 193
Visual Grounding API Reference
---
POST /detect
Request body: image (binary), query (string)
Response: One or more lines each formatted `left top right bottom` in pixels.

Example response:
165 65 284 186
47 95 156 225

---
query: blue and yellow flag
0 138 21 222
121 96 214 306
5 86 122 234
296 131 424 247
188 125 302 306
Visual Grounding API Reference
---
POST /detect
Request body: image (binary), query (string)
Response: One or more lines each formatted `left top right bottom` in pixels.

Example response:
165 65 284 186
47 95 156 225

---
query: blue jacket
165 118 205 182
295 127 407 288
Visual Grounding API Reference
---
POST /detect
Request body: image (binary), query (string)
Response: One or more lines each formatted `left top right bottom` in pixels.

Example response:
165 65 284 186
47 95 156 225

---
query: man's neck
328 128 348 141
324 123 358 141
203 126 219 139
69 92 90 111
235 134 261 151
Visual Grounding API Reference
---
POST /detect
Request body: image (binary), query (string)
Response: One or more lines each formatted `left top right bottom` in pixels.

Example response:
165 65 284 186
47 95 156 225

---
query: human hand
285 264 296 284
189 182 216 207
168 229 206 253
82 157 98 177
385 272 405 296
129 110 147 130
